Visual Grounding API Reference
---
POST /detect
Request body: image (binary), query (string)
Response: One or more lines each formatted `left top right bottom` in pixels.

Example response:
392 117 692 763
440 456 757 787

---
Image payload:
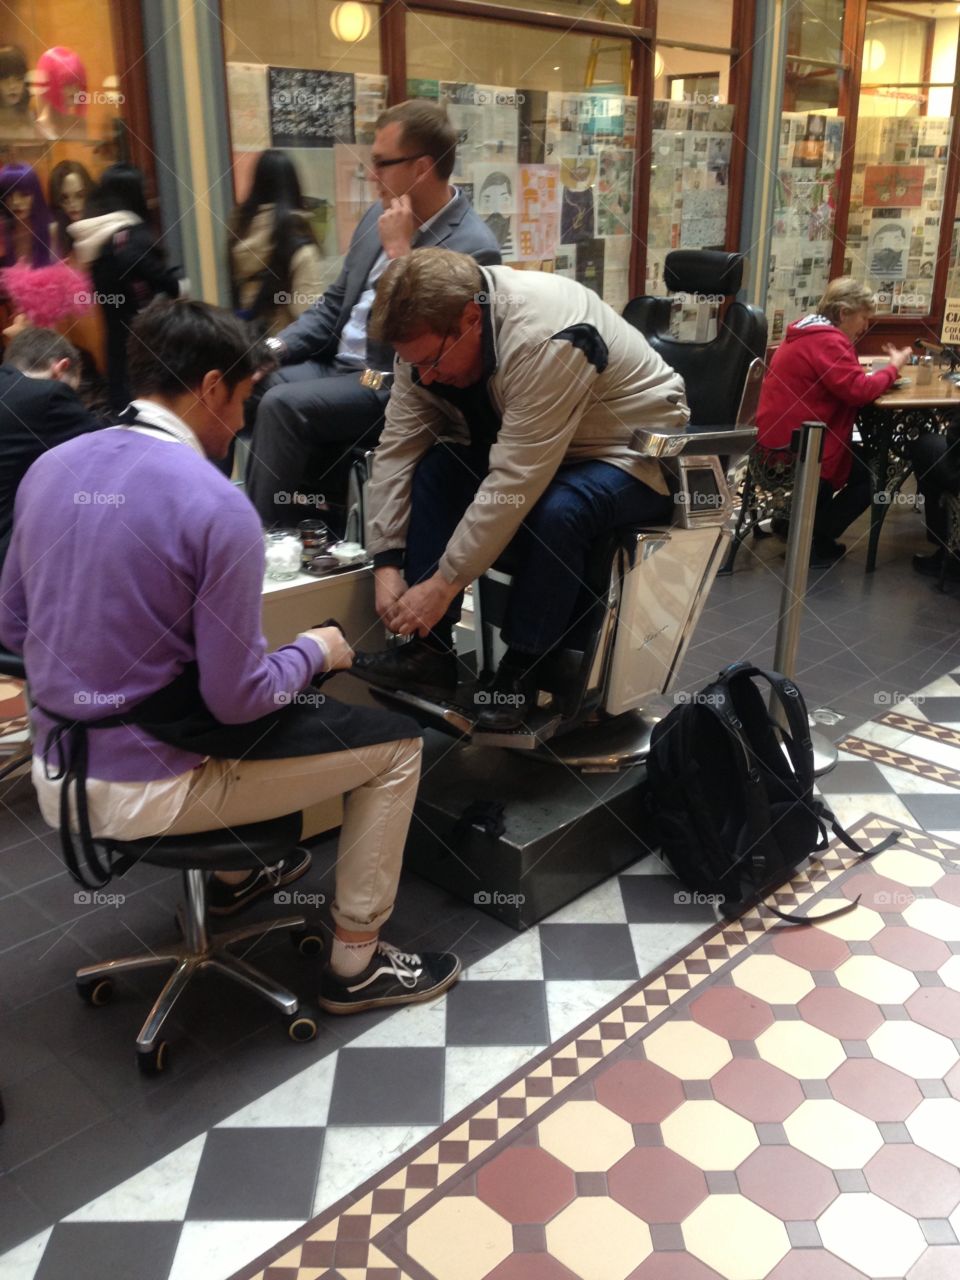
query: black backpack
646 662 899 912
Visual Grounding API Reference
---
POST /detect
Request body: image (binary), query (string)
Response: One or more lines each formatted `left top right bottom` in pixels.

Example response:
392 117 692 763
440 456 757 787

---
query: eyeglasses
369 153 428 171
410 332 452 376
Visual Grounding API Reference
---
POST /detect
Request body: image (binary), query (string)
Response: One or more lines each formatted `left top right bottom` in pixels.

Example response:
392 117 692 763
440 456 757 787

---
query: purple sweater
0 427 323 781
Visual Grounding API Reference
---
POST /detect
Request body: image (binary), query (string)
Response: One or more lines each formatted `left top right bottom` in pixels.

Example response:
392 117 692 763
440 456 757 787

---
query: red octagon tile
476 1146 576 1225
712 1058 804 1123
769 924 850 971
767 1253 875 1280
608 1146 708 1223
829 1058 922 1122
627 1257 724 1279
906 987 960 1039
908 1246 960 1280
872 926 951 972
865 1144 960 1218
841 871 915 912
689 986 774 1040
595 1058 685 1124
799 986 884 1040
485 1255 580 1280
737 1145 838 1219
932 874 960 909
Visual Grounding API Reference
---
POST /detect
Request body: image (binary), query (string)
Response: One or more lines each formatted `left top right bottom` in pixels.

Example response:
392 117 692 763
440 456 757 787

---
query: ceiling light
330 2 371 43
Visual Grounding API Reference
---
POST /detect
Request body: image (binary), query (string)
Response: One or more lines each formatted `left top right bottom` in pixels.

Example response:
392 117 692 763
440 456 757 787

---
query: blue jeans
405 444 673 654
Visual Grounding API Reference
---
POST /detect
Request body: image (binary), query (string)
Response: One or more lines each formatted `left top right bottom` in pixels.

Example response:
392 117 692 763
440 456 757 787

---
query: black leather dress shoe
475 666 538 731
351 640 458 700
913 550 960 579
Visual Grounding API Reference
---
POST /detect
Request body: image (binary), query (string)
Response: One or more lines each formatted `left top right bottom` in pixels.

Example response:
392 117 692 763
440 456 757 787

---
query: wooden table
858 377 960 571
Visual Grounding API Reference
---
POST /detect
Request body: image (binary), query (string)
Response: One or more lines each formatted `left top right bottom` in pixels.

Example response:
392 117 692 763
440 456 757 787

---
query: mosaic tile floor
227 812 960 1280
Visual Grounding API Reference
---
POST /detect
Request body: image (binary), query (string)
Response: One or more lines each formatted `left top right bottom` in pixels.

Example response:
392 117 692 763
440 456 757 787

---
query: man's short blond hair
370 248 484 344
818 277 877 326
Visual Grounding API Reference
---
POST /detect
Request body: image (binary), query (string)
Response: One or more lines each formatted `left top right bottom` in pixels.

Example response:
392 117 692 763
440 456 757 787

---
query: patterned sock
329 936 378 978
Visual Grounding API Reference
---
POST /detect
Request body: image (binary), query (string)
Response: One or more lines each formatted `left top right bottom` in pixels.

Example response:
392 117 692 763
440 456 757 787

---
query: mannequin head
35 47 88 117
0 46 29 114
0 163 51 266
49 160 94 222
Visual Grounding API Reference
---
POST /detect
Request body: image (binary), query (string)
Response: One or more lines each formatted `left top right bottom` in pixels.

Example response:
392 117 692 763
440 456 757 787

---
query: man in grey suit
246 100 501 528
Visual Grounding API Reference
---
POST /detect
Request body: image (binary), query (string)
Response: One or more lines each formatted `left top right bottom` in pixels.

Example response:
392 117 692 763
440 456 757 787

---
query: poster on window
226 63 270 151
333 143 373 253
355 74 388 145
597 148 633 238
560 155 596 243
439 82 519 175
473 162 518 259
515 164 559 261
868 217 909 280
268 68 355 148
863 165 924 208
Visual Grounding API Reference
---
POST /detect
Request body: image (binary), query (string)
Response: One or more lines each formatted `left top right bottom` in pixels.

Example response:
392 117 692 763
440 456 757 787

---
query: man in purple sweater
0 299 459 1014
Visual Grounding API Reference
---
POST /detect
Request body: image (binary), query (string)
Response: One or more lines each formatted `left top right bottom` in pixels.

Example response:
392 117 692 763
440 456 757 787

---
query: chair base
77 875 309 1055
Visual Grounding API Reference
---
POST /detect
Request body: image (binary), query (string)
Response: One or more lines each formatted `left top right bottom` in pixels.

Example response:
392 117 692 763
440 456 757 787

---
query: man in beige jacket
354 249 689 730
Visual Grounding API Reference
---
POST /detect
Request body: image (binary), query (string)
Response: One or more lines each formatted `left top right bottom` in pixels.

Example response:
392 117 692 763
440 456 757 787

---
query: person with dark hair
0 327 99 572
48 159 95 258
0 163 52 267
229 149 325 335
67 163 182 411
0 297 459 1013
244 99 500 530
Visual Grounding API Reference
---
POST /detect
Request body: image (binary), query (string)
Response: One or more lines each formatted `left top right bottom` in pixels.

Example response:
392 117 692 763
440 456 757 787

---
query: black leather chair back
623 250 768 428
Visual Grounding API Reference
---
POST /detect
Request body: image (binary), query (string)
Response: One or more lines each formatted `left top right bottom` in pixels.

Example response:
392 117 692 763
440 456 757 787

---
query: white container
264 531 303 581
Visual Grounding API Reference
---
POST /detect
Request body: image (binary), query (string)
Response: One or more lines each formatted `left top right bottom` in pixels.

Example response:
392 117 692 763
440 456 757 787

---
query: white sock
330 936 378 978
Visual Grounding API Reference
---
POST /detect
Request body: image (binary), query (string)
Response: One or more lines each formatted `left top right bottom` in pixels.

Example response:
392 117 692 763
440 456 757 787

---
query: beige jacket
366 266 689 586
230 206 325 335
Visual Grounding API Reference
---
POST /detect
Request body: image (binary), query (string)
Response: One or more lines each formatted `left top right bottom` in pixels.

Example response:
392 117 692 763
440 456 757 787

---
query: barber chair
74 812 321 1075
0 647 32 782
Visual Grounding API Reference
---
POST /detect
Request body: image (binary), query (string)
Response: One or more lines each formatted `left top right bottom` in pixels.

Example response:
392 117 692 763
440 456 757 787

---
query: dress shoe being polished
351 638 459 700
475 663 539 732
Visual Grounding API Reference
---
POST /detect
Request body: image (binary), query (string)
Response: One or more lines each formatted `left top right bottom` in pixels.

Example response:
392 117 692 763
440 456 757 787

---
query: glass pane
646 72 734 296
406 11 636 311
473 0 637 24
844 1 958 316
656 0 733 48
766 113 845 334
221 0 383 288
785 0 845 66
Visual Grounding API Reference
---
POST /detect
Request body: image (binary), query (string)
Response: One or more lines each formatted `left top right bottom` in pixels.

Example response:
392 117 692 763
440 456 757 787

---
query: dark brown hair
375 100 458 182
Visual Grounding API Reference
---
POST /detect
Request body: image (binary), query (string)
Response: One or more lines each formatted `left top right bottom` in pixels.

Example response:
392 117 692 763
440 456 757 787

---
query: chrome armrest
630 425 757 461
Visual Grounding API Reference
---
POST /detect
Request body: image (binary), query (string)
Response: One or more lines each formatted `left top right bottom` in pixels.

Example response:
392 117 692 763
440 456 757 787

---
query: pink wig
36 47 88 117
1 262 93 327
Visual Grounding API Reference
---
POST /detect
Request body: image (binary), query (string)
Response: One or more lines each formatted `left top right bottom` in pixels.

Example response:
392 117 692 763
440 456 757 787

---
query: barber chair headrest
663 250 743 298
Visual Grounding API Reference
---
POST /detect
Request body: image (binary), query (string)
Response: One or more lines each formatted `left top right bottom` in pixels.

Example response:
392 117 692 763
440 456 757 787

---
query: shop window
1 0 130 255
474 0 637 24
844 1 958 318
221 0 383 287
405 10 636 311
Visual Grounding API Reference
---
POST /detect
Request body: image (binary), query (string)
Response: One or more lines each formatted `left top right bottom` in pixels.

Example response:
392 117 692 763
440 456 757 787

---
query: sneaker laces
377 941 422 989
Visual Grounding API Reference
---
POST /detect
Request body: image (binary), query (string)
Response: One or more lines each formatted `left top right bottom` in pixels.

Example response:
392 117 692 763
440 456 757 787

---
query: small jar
917 356 934 386
264 530 302 581
297 520 330 568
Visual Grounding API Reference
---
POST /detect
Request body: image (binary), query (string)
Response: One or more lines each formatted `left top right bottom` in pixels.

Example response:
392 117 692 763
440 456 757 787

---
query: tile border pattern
229 809 955 1280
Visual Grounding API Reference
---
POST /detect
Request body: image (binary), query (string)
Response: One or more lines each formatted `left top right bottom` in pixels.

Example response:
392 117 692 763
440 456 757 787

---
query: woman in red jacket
756 278 910 566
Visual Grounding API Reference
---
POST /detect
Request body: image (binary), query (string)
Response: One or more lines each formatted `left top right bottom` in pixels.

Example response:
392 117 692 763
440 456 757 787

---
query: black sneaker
206 848 312 917
318 941 461 1014
351 639 459 700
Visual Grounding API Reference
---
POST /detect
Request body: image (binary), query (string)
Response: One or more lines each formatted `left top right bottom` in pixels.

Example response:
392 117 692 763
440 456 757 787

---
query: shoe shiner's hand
302 625 354 670
375 566 408 627
389 573 460 638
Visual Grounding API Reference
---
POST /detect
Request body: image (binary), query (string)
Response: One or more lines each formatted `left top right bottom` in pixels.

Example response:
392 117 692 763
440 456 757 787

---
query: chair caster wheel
77 977 114 1007
285 1013 318 1043
137 1042 169 1076
291 928 324 957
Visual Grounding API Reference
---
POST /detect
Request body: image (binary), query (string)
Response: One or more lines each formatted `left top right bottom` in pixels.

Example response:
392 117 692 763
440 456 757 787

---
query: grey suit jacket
277 191 502 369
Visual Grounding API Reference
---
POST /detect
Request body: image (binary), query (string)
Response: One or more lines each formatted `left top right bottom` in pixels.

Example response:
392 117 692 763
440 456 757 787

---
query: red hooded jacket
756 315 898 488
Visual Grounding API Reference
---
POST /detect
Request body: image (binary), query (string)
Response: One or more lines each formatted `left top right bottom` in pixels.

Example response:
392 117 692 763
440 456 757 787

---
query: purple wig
0 164 52 268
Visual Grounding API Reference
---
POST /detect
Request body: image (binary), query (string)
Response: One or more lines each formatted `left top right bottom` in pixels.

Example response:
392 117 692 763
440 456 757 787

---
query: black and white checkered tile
5 672 960 1280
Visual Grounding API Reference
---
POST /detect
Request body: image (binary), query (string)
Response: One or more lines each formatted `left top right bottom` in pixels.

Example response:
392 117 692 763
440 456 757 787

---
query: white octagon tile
802 901 885 942
903 898 960 943
546 1198 653 1280
817 1193 925 1277
907 1098 960 1167
783 1099 882 1168
939 954 960 993
539 1100 634 1172
754 1021 846 1079
869 849 948 888
835 955 919 1005
732 954 815 1004
661 1100 759 1170
869 1020 958 1080
407 1197 512 1280
683 1194 789 1279
643 1020 732 1081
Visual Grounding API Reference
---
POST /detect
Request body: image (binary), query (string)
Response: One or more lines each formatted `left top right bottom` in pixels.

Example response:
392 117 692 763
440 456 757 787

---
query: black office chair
622 249 768 430
74 812 321 1074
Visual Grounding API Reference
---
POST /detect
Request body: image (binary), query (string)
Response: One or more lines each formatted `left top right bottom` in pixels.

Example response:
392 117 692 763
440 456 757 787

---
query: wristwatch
360 368 395 391
265 336 287 363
